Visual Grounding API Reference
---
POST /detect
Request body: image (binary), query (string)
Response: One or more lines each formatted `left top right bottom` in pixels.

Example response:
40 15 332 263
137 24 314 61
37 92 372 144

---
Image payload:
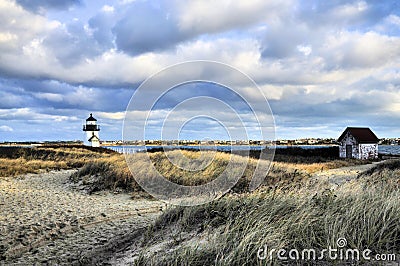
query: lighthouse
83 113 100 147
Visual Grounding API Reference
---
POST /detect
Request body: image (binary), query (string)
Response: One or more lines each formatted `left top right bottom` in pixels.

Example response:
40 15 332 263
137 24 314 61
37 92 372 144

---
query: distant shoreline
0 143 340 147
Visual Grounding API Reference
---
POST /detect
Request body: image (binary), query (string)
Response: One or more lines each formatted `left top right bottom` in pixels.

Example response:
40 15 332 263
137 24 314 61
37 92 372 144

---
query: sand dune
0 170 164 264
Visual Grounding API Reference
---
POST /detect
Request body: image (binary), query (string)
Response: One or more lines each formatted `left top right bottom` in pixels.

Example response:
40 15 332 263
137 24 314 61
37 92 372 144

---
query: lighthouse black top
86 113 97 122
83 113 100 131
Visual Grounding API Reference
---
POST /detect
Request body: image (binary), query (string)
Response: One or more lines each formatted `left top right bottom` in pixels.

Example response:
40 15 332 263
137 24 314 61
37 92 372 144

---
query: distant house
338 127 379 159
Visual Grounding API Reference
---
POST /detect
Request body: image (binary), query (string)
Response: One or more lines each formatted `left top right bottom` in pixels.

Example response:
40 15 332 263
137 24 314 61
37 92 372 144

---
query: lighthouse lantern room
83 113 100 147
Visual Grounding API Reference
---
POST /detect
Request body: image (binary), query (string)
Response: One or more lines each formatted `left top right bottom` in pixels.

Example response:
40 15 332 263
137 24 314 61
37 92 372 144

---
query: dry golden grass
0 158 67 177
71 149 372 195
1 146 372 195
275 159 368 174
0 146 114 177
358 159 400 191
135 160 400 266
69 154 140 192
73 150 298 193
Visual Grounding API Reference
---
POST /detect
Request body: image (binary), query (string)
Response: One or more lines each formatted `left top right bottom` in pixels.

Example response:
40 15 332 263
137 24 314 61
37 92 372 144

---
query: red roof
338 127 379 144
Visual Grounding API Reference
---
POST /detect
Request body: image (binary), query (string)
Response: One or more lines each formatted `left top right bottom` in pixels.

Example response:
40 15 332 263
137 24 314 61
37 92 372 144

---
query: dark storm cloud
0 79 37 108
260 22 308 59
16 79 74 94
16 0 81 12
0 78 133 113
112 2 188 56
150 82 254 113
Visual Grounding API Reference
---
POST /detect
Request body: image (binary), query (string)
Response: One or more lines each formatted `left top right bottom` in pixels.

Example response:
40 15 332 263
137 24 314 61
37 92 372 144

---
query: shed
338 127 379 159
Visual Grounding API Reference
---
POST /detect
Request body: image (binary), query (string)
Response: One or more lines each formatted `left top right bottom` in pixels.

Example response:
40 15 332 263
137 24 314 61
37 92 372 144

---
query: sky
0 0 399 141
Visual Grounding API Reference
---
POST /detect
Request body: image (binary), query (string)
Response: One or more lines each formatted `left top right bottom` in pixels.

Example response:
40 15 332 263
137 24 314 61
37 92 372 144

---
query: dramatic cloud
88 7 116 49
0 0 399 141
113 2 185 56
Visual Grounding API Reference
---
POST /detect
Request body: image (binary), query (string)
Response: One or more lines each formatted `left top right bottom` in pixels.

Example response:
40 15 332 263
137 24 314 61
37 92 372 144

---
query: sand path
311 161 383 187
0 170 164 265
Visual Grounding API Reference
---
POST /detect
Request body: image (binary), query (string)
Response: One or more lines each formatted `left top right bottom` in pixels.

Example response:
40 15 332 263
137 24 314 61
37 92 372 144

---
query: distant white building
83 113 100 147
338 127 379 159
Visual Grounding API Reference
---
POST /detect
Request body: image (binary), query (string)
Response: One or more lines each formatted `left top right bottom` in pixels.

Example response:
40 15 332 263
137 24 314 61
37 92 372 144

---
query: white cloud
101 5 114 13
118 0 136 5
386 14 400 26
34 92 63 102
320 31 400 69
0 125 13 132
97 111 125 120
0 32 17 42
0 0 59 42
297 45 312 56
0 108 79 121
176 0 294 34
331 1 368 20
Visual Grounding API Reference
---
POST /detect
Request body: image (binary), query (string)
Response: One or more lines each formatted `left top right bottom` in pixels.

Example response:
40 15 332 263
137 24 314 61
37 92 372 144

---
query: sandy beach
0 170 164 265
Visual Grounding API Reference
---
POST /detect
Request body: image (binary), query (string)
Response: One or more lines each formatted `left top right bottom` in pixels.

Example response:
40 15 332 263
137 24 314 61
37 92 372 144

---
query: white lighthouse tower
83 113 100 147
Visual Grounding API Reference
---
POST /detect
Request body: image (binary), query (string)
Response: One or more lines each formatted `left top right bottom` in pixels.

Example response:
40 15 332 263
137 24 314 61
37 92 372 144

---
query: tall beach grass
134 160 400 265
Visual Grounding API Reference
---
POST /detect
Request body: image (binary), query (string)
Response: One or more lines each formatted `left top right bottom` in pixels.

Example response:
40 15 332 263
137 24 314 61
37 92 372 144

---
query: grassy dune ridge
134 162 400 265
358 159 400 191
70 148 370 194
0 146 115 177
0 145 372 193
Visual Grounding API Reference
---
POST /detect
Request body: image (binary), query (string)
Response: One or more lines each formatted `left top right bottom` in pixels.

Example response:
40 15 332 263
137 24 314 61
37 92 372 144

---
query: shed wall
359 144 378 159
339 132 359 158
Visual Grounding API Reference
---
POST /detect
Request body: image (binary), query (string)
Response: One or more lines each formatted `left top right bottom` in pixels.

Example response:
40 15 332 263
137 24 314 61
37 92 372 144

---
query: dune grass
357 159 400 192
70 151 260 193
70 150 315 194
0 146 114 177
70 148 371 194
134 160 400 265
